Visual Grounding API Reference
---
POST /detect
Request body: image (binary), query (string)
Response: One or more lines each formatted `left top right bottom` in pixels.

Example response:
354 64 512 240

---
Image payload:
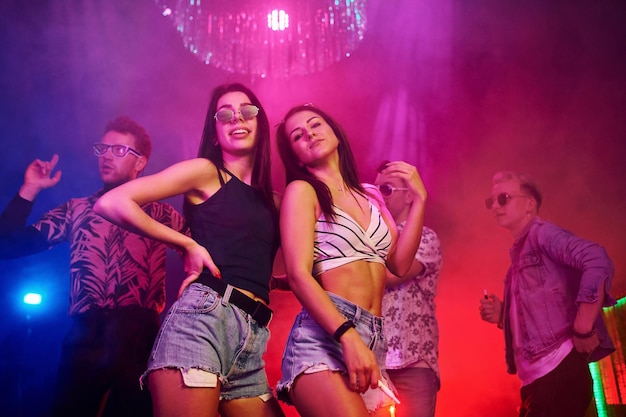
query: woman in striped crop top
275 104 428 417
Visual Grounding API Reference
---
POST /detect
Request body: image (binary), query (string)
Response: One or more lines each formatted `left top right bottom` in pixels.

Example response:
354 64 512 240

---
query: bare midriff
317 260 386 316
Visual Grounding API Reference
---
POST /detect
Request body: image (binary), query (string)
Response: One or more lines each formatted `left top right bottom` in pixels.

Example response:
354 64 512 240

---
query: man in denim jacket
479 171 615 417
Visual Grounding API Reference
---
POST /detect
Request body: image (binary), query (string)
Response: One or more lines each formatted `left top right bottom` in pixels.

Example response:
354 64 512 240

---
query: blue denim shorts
277 292 395 412
141 282 272 400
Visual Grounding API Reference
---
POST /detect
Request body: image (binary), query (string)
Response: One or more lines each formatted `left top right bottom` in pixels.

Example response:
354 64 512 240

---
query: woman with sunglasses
94 83 285 417
274 104 427 417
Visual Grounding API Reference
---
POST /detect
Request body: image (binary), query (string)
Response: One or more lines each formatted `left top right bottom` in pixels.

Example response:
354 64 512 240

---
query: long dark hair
275 104 365 219
196 83 274 210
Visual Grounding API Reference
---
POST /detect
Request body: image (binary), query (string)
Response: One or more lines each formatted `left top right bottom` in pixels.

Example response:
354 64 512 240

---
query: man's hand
573 332 600 357
479 293 503 324
19 154 62 201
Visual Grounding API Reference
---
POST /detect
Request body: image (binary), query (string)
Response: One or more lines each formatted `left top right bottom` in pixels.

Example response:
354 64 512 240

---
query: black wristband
572 327 596 339
333 320 355 343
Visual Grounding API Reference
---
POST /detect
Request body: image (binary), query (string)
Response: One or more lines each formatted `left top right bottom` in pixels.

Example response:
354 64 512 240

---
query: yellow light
390 404 396 417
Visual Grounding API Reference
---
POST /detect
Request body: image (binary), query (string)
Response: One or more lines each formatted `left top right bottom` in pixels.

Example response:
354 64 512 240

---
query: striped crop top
312 200 392 276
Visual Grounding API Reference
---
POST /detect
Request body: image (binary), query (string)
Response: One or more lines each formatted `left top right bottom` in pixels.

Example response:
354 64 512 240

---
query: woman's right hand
340 330 380 393
178 241 221 297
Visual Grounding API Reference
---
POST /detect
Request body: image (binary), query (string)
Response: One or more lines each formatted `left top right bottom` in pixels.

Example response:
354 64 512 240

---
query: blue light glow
23 293 42 305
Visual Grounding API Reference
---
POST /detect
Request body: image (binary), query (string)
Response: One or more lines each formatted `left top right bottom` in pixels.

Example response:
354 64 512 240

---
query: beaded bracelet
333 320 355 342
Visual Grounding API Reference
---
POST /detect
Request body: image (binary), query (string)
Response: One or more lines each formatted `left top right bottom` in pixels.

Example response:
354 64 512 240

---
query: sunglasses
378 183 408 197
485 193 528 209
93 143 142 158
214 105 259 123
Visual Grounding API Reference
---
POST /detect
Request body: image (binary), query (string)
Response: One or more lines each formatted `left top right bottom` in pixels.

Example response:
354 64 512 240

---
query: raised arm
379 161 427 277
0 155 62 257
19 154 63 202
385 226 442 287
280 181 379 392
94 158 221 292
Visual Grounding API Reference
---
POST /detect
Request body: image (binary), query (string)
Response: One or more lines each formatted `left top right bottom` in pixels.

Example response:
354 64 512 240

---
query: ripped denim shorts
277 291 396 412
141 282 272 400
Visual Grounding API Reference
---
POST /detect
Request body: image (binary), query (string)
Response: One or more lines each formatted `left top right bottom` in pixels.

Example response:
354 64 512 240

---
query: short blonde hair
493 171 543 210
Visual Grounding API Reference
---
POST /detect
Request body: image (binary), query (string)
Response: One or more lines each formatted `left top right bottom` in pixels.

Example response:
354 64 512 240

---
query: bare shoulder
158 158 218 182
283 180 316 201
169 157 216 172
282 180 319 214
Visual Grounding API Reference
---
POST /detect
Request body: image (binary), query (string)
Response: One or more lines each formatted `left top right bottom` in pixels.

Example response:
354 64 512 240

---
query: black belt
196 274 273 327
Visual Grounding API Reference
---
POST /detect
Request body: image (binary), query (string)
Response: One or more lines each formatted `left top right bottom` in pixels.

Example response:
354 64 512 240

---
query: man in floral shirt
375 161 442 417
0 116 187 417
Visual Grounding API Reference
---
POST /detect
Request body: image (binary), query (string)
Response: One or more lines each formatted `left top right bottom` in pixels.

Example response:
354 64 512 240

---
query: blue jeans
387 367 439 417
143 282 272 400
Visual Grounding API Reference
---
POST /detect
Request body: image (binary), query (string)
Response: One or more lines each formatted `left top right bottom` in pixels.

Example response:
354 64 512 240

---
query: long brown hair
275 104 365 219
196 83 274 210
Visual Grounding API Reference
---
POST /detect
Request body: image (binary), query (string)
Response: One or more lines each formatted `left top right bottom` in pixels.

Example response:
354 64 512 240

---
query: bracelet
572 327 596 339
333 320 355 343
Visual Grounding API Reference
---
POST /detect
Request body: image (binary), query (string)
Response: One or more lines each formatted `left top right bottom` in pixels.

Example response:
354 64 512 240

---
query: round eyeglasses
214 105 259 123
93 143 142 158
378 183 408 197
484 193 529 209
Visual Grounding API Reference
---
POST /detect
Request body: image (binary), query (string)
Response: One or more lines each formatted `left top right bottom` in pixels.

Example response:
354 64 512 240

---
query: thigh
148 368 221 417
387 368 438 417
291 370 370 417
220 396 285 417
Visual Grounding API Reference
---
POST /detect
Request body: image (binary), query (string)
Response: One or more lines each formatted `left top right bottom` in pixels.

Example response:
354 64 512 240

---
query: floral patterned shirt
6 191 187 316
382 225 442 380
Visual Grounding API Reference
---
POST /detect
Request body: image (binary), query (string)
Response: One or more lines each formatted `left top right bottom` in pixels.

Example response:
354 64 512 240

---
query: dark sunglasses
93 143 142 158
485 193 529 209
214 105 259 123
378 183 408 197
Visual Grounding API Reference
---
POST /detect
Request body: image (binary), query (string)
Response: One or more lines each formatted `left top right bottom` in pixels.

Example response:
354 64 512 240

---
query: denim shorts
141 283 272 400
277 292 396 412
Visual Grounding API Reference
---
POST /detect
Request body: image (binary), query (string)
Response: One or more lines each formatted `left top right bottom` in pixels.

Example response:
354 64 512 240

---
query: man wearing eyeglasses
373 160 442 417
479 171 615 417
0 116 186 417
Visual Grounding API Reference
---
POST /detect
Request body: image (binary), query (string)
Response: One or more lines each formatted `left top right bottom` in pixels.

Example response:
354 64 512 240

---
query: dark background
1 0 624 416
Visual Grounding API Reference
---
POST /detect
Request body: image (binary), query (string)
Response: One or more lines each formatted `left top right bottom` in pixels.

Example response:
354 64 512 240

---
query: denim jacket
501 217 615 374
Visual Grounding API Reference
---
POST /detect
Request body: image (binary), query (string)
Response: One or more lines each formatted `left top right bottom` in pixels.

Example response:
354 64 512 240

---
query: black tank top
184 169 279 303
